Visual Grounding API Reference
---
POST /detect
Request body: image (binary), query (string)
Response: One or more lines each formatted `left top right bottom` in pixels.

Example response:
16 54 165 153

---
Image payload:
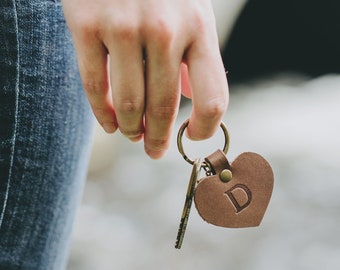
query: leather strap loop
204 149 231 175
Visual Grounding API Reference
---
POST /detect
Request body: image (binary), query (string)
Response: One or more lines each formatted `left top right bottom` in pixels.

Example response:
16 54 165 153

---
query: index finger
185 42 229 140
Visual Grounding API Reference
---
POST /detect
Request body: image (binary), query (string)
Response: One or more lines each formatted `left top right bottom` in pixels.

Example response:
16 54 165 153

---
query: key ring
177 119 230 166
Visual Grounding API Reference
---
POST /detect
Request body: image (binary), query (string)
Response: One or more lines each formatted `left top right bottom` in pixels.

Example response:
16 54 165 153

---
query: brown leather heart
194 152 274 228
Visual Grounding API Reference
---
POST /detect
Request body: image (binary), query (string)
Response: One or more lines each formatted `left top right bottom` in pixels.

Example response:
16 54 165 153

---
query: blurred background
67 0 340 269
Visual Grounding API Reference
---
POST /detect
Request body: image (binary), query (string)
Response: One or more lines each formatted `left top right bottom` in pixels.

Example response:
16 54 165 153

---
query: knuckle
190 5 215 37
198 98 227 120
148 104 177 121
110 19 139 41
193 9 205 26
116 98 144 114
83 80 107 97
145 18 175 47
72 13 100 36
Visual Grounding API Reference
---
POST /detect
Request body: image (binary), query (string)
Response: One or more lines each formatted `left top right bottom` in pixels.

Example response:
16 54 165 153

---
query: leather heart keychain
175 119 274 248
194 149 274 228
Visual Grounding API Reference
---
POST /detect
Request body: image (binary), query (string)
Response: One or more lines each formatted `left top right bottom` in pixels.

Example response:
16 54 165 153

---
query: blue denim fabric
0 0 94 269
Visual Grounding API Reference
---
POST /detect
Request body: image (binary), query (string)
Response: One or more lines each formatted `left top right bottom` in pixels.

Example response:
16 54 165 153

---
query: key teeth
175 238 182 249
175 236 181 249
175 230 183 249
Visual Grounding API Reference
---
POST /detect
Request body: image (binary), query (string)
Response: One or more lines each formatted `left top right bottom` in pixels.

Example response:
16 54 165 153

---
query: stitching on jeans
0 0 19 229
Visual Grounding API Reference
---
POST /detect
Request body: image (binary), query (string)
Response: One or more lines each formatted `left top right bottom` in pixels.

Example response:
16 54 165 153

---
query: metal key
175 158 202 249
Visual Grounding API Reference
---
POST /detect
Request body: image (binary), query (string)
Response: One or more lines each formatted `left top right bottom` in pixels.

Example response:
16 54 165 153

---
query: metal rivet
219 169 232 183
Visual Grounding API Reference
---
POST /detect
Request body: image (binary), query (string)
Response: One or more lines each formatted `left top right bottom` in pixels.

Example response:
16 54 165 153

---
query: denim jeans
0 0 93 269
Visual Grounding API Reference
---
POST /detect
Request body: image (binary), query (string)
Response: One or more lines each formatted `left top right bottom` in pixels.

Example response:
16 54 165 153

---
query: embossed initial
225 184 252 213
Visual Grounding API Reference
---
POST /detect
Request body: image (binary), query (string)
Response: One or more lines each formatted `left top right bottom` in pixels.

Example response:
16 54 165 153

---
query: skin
62 0 229 159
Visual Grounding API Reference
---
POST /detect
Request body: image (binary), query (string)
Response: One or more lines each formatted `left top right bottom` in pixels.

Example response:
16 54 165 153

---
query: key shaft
175 158 202 249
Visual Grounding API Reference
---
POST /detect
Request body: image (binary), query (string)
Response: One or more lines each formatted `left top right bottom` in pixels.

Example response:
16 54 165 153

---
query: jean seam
0 0 20 230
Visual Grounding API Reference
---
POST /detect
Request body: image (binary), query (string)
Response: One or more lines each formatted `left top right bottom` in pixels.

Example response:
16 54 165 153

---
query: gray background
68 74 340 270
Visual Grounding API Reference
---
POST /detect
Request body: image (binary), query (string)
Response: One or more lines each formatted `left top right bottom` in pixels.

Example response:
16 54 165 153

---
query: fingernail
102 123 116 134
128 134 143 142
122 130 144 142
145 148 165 160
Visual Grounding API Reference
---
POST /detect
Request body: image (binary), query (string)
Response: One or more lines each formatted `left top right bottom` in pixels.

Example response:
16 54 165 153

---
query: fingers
105 10 184 159
185 40 229 140
181 1 229 141
108 31 145 142
143 33 182 159
61 1 117 133
74 37 118 134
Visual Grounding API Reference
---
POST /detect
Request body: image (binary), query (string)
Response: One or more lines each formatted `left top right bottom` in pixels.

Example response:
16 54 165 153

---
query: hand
62 0 229 159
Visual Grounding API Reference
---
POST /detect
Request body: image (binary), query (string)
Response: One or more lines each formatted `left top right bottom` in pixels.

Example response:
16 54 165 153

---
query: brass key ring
177 119 230 166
